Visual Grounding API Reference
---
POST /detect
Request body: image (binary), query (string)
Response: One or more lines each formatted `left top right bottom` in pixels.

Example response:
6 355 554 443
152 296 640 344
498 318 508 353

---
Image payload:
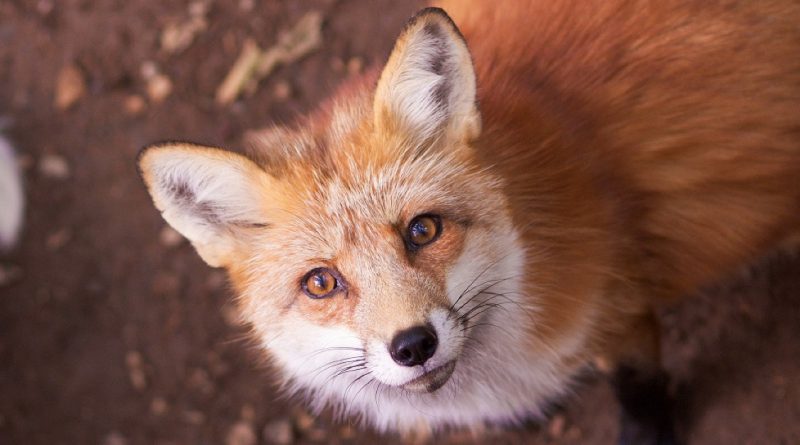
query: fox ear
374 8 480 144
138 143 277 268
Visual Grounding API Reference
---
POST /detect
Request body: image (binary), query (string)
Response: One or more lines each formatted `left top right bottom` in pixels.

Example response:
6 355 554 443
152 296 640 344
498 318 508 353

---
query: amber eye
406 214 442 249
302 268 339 299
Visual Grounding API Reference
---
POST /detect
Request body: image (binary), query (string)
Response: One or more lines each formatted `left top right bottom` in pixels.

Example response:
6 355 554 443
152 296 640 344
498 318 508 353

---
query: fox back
139 0 800 438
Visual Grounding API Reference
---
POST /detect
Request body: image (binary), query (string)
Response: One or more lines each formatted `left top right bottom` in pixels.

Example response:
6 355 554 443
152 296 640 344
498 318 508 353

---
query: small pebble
39 153 70 179
330 57 345 72
221 304 243 327
272 81 291 100
159 226 183 247
238 0 255 12
124 95 146 116
54 64 86 110
45 228 72 251
240 404 256 422
147 74 173 103
188 0 209 17
150 397 168 416
125 350 147 391
347 57 363 75
547 414 566 438
226 421 257 445
565 426 582 440
263 418 294 445
36 0 55 15
293 409 315 431
305 427 327 442
187 368 214 395
140 61 159 80
338 425 356 439
102 431 128 445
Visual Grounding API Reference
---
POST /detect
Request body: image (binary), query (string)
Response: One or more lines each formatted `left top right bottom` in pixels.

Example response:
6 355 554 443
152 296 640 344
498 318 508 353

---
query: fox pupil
407 215 440 248
303 269 337 298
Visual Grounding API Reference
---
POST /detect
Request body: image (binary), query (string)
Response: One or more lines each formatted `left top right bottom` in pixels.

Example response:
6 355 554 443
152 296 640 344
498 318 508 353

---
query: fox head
139 9 568 432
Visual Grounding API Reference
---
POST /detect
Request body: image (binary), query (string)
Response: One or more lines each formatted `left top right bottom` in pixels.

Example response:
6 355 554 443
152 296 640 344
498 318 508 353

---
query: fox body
139 0 800 440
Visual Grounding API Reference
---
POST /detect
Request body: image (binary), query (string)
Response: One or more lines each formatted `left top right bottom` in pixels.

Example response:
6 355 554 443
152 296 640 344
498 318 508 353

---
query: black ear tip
135 140 185 179
414 7 451 20
406 6 458 32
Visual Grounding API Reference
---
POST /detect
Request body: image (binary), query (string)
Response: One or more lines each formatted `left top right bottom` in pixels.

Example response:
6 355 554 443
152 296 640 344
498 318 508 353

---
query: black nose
389 325 438 367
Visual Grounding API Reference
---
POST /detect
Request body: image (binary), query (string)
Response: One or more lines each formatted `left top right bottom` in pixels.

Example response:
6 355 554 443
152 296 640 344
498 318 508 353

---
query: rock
226 421 257 445
54 64 86 110
39 153 70 179
182 410 205 425
263 418 294 445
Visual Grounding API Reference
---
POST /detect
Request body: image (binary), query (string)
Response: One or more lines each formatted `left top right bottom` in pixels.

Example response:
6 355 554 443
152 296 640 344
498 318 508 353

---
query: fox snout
389 325 438 367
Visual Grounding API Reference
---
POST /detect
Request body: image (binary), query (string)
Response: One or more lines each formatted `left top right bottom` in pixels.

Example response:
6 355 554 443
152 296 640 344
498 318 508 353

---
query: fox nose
389 325 438 367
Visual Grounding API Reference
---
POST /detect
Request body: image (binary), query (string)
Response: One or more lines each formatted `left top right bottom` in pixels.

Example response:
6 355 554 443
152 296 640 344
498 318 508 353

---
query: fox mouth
401 361 456 393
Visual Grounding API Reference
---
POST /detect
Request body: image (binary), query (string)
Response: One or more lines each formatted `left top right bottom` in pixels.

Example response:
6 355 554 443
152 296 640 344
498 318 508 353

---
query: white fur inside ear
141 145 272 266
375 14 479 142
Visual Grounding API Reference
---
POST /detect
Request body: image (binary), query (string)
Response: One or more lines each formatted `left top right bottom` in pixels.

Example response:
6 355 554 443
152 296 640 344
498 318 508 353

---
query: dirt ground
1 1 798 444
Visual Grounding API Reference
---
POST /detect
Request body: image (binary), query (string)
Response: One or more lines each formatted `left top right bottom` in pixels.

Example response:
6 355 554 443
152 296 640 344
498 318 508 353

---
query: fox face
139 9 576 432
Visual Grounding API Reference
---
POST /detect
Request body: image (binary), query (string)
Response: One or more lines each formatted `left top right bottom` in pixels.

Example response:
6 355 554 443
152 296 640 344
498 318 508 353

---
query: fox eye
302 268 339 299
406 214 442 249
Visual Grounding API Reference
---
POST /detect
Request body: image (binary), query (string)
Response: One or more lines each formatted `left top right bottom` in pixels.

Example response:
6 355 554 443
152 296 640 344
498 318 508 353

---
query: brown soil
1 1 798 444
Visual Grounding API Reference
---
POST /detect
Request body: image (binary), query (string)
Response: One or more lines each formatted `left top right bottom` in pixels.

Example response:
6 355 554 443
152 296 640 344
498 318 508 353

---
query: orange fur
139 0 800 435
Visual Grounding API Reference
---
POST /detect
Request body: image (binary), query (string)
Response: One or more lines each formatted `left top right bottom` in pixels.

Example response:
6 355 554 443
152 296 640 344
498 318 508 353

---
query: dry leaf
215 38 263 105
160 1 209 54
215 11 323 105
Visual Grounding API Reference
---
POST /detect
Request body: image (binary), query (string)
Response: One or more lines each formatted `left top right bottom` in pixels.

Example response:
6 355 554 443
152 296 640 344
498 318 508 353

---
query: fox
138 1 800 443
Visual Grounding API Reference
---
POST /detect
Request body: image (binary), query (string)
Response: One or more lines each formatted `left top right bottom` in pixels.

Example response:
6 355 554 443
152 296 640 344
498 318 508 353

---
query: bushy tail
0 134 23 251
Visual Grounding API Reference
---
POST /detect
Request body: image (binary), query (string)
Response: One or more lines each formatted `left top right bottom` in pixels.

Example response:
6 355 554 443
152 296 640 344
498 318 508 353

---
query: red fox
138 1 800 443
